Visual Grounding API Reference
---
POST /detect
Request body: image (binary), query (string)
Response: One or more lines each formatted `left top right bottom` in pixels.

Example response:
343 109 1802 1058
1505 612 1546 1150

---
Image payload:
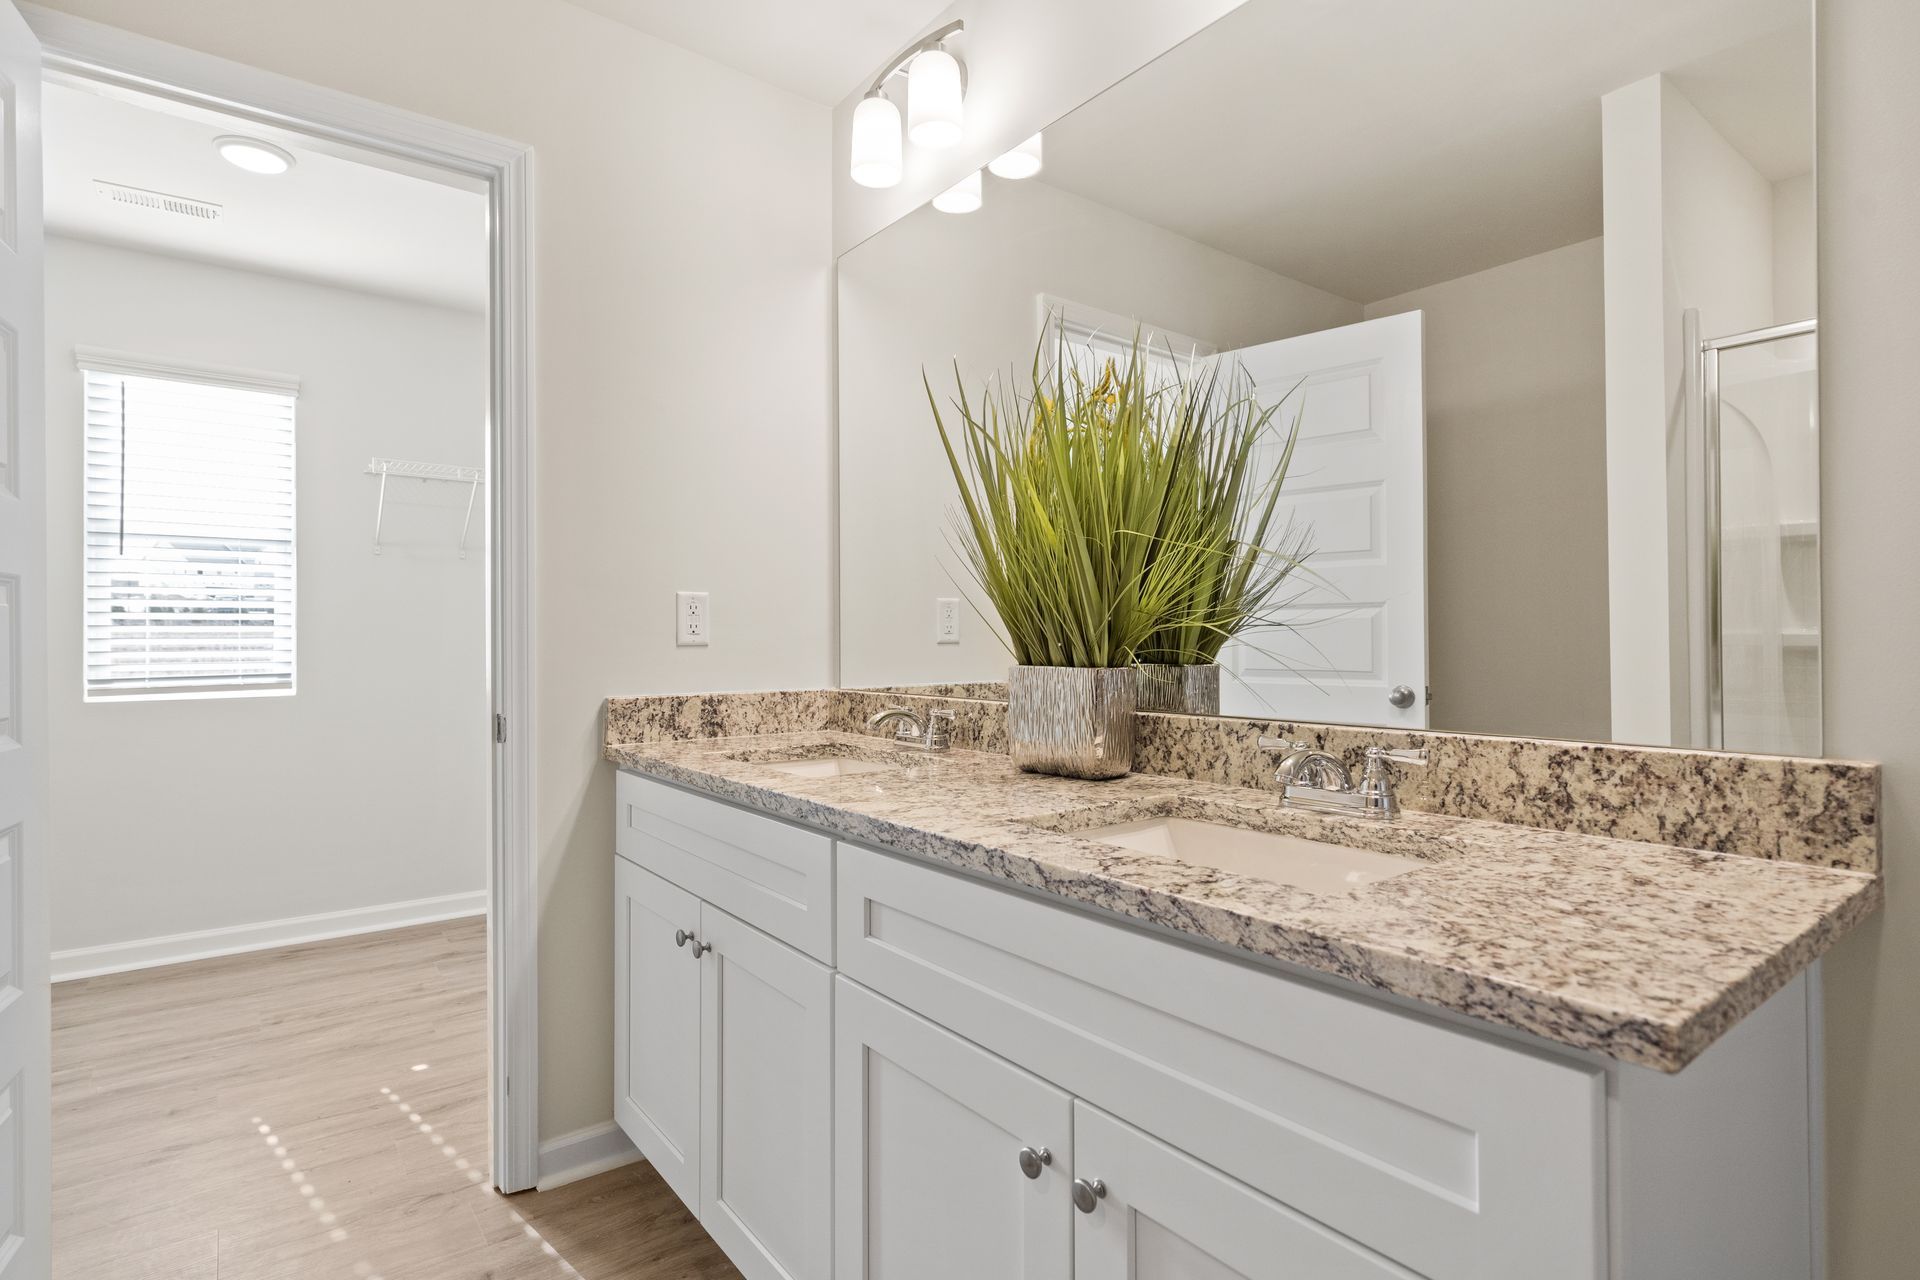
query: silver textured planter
1007 665 1136 780
1134 663 1222 716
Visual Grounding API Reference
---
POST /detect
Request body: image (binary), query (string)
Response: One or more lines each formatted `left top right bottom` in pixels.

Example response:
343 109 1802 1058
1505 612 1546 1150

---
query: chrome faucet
1259 737 1427 820
867 706 955 751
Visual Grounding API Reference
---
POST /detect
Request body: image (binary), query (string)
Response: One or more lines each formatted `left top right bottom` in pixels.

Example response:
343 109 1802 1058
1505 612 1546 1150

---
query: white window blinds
80 356 298 698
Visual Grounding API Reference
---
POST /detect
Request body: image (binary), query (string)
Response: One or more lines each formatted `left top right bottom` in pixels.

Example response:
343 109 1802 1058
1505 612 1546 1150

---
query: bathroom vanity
604 697 1877 1280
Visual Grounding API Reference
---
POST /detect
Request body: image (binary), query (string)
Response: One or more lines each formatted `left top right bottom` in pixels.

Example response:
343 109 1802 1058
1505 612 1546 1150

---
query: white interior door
1219 312 1427 727
0 4 43 1275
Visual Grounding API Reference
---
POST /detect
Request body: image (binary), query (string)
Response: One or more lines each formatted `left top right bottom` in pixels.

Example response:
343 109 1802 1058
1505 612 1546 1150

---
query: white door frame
21 6 541 1192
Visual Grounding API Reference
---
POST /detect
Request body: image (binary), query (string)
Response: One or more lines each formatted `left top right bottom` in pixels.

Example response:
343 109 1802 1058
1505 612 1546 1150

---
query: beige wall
31 0 837 1141
1364 239 1611 742
46 237 490 959
1819 0 1920 1271
839 176 1360 688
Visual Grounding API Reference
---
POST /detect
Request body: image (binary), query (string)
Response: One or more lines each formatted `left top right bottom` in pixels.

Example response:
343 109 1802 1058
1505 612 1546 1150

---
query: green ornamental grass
927 322 1311 671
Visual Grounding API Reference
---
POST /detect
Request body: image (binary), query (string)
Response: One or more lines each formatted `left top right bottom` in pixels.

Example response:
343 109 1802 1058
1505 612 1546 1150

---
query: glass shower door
1704 321 1819 756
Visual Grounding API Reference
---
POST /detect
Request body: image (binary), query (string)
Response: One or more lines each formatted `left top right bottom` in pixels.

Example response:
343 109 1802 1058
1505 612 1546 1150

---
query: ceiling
44 82 489 312
1041 0 1812 304
564 0 953 104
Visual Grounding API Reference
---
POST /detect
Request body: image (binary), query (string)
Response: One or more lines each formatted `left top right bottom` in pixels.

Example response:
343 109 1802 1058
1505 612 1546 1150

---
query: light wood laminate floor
53 917 742 1279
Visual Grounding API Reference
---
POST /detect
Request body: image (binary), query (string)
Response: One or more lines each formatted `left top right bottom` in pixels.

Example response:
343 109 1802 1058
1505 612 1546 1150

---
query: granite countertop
605 728 1880 1072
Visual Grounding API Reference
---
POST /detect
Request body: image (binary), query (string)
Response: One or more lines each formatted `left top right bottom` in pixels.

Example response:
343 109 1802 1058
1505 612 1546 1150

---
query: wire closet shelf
365 456 485 557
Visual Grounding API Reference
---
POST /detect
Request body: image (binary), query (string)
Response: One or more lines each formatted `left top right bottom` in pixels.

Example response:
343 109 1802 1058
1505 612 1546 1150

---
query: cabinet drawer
837 843 1605 1280
617 771 834 961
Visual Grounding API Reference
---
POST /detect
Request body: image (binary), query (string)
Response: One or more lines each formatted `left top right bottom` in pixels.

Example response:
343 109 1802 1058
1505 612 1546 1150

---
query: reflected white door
0 3 44 1275
1220 312 1426 727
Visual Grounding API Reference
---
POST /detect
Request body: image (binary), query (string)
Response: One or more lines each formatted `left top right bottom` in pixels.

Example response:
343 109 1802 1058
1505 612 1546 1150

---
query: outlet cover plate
936 598 961 644
677 591 710 646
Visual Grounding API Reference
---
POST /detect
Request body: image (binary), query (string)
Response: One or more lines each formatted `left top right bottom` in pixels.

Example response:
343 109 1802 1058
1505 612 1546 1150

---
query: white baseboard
537 1121 641 1191
52 890 488 982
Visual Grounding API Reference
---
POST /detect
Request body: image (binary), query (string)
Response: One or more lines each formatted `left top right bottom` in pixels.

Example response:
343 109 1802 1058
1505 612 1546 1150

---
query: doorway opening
28 5 539 1248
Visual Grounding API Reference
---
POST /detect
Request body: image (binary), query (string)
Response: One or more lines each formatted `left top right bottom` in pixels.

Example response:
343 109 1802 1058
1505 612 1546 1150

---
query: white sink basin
765 757 898 779
1080 816 1422 895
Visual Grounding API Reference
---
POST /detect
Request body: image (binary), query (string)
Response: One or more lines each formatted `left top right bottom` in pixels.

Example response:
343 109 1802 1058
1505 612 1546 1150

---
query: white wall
1601 75 1784 746
45 237 489 957
1364 239 1612 742
1773 171 1816 323
832 0 1248 254
838 176 1360 686
1819 0 1920 1269
32 0 836 1142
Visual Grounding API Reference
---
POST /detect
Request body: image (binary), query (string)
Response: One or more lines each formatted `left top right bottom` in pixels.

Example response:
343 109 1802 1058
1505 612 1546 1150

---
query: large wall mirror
837 0 1818 755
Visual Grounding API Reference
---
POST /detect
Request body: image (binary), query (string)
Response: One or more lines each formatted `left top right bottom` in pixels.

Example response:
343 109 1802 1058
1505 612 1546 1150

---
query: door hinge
494 712 507 744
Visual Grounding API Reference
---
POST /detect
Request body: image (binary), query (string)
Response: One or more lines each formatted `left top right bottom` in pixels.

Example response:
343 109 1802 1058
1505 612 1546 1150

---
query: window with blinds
80 356 298 698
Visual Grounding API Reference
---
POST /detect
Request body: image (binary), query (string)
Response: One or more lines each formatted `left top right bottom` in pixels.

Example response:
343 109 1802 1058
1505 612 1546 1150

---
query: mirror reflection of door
1219 313 1427 727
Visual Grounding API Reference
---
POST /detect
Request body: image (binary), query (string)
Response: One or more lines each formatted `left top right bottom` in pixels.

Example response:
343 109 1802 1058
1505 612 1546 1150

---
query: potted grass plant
927 324 1308 777
1132 353 1310 715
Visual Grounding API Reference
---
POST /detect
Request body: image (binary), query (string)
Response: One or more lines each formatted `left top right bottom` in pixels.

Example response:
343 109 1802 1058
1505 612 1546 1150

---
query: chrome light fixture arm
865 19 967 98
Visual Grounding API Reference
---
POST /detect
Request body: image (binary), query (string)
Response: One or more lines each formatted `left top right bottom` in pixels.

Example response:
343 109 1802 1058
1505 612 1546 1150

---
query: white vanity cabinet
834 979 1073 1280
615 771 1823 1280
1072 1102 1419 1280
613 776 835 1280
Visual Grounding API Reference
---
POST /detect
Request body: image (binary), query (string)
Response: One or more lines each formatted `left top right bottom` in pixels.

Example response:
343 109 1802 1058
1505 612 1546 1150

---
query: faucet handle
1258 736 1308 752
926 709 955 751
1365 746 1428 767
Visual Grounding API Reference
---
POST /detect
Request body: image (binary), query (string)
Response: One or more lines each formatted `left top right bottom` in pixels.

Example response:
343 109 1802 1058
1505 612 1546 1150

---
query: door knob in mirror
1388 684 1417 709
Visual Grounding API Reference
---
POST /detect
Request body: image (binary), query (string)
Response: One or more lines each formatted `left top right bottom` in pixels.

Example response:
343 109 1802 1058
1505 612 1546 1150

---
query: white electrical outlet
935 597 961 644
676 591 710 646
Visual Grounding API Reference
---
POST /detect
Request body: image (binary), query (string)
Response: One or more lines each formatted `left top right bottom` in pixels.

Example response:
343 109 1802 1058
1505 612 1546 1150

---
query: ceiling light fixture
214 135 296 176
849 20 966 189
932 169 982 214
988 133 1044 180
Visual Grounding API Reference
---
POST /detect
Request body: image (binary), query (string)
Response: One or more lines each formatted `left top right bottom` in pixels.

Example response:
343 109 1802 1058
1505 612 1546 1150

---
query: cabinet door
699 903 833 1280
834 980 1072 1280
1072 1103 1413 1280
614 857 703 1211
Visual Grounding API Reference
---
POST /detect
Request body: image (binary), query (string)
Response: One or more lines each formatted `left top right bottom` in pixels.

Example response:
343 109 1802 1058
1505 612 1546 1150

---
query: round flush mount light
932 169 982 214
987 133 1043 180
907 47 965 149
214 135 296 176
850 92 903 189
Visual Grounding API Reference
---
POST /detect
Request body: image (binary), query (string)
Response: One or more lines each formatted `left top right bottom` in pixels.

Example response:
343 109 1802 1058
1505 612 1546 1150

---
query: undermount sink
1079 815 1423 895
765 757 899 779
721 740 920 778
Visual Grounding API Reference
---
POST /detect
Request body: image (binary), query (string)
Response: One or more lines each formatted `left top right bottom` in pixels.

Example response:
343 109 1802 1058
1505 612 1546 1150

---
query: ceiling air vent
93 180 223 222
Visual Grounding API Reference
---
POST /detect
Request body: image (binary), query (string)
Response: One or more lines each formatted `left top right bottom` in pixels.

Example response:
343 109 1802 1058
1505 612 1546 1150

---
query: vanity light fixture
932 169 982 214
988 133 1044 180
906 46 965 148
849 20 967 188
214 135 296 176
850 92 904 188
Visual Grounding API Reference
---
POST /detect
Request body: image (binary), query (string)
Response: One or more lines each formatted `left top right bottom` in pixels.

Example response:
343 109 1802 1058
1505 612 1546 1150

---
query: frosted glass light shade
907 48 964 149
987 133 1043 179
850 93 903 188
932 169 982 214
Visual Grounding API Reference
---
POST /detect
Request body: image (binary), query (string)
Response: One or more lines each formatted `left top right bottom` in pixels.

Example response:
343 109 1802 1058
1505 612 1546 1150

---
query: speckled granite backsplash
605 688 1878 873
